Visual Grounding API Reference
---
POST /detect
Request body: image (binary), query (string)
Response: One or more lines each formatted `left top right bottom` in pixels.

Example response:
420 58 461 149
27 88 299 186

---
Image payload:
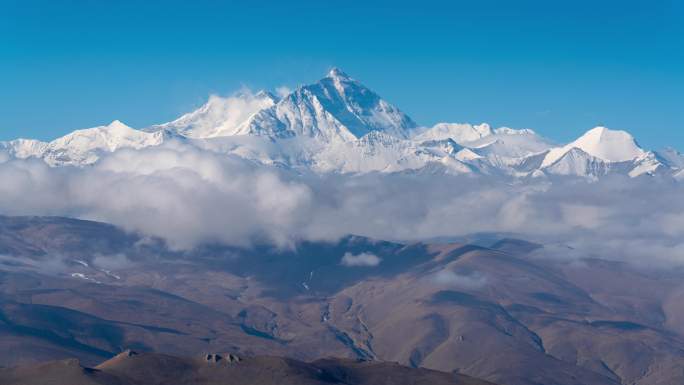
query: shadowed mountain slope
0 351 495 385
1 216 684 384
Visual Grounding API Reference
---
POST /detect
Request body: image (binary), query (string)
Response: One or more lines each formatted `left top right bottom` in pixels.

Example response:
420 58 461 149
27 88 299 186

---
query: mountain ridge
0 351 496 385
1 69 681 178
2 214 682 385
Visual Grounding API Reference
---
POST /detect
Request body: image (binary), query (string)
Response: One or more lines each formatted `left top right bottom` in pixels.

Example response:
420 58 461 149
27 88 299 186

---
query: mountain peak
542 126 645 167
105 120 131 131
580 126 628 141
572 126 643 162
240 68 417 141
327 67 351 80
254 90 278 102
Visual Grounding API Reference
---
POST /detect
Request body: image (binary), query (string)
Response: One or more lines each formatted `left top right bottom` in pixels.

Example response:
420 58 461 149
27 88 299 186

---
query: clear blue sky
1 0 682 149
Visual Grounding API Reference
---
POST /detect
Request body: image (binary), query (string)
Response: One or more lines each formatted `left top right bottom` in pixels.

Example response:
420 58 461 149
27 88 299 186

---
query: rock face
203 353 241 364
0 352 495 385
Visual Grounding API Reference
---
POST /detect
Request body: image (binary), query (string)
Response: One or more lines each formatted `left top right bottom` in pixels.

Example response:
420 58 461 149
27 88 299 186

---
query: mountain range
2 68 682 180
2 215 684 385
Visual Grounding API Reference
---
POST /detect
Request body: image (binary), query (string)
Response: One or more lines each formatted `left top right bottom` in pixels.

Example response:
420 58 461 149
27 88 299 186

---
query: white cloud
560 203 610 229
0 144 312 249
340 252 382 267
433 270 487 289
2 142 684 267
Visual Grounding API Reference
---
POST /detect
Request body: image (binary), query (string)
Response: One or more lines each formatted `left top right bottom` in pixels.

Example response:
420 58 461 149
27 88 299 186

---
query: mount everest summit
2 68 681 179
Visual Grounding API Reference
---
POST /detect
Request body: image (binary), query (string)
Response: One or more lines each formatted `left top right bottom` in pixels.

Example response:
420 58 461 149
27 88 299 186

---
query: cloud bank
1 141 684 266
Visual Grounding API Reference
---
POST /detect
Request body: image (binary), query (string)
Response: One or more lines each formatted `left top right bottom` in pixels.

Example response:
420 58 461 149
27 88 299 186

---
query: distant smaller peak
494 127 536 136
106 120 130 130
583 126 634 140
327 67 351 80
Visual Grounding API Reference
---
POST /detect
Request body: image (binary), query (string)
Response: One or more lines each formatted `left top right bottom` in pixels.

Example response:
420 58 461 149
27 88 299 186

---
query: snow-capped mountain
536 126 672 178
2 120 166 166
149 68 416 143
146 91 278 138
237 68 417 141
412 122 493 143
2 138 48 159
1 68 681 179
541 127 645 167
541 147 612 177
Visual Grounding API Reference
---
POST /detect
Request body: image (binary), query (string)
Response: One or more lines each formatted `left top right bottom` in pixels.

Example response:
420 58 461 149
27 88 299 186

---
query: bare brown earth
0 350 495 385
1 216 684 384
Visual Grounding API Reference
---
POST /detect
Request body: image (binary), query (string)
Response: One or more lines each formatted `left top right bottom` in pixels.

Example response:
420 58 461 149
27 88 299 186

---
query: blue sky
1 0 682 149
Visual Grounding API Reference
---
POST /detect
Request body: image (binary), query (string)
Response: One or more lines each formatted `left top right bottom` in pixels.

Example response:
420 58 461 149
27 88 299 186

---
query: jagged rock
204 353 241 364
205 353 222 363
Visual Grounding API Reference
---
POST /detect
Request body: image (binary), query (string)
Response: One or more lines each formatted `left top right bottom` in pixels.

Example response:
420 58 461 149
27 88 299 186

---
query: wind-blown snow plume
148 90 278 138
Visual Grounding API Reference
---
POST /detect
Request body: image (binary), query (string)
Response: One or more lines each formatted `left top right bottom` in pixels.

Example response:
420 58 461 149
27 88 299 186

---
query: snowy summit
1 68 681 179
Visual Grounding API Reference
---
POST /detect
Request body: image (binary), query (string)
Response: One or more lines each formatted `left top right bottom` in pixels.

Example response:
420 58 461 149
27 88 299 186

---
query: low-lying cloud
1 141 684 266
433 269 488 289
340 252 382 267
